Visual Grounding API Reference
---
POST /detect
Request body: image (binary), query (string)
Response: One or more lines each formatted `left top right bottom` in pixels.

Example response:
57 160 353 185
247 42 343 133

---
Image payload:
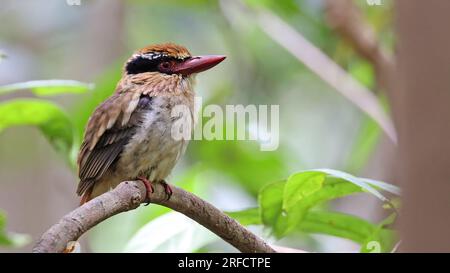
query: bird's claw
161 180 173 200
137 177 154 205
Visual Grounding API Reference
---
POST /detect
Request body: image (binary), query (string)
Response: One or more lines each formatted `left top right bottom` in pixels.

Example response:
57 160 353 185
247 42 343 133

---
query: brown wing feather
76 92 153 196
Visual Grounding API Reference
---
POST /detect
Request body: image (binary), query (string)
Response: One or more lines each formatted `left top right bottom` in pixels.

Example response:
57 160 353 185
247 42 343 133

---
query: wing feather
76 92 152 196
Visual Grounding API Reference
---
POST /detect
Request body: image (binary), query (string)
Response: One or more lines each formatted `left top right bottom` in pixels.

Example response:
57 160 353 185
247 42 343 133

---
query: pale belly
117 124 188 182
90 96 192 198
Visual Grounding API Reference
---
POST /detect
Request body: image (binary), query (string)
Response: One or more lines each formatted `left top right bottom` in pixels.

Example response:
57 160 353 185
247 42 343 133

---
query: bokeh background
0 0 397 253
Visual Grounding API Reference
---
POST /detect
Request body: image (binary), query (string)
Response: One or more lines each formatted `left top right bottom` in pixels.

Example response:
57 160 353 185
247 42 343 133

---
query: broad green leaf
0 99 73 155
299 211 378 244
259 180 288 236
0 80 94 96
283 171 325 210
301 211 396 253
227 205 396 251
123 212 217 253
283 177 362 236
279 169 399 235
258 169 399 237
227 207 261 226
360 213 397 253
259 178 363 237
0 211 30 248
313 169 399 202
228 205 384 246
228 172 398 249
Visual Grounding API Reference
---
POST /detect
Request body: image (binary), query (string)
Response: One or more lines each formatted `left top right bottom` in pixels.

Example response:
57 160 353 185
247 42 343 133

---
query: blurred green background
0 0 397 252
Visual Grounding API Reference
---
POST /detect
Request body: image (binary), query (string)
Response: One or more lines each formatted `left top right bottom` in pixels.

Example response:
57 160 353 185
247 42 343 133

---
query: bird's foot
161 180 173 200
137 177 154 206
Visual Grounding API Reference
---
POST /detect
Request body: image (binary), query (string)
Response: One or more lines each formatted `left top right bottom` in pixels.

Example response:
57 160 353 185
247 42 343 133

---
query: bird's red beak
173 55 226 76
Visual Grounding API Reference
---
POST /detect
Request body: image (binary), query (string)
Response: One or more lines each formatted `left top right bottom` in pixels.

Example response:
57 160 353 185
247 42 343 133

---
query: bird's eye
158 61 172 73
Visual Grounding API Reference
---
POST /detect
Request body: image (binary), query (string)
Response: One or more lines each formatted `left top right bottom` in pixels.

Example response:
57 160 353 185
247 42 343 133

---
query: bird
76 43 226 205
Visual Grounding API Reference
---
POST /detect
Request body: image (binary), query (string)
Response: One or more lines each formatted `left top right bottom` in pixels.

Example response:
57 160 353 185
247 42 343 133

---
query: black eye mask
125 53 185 75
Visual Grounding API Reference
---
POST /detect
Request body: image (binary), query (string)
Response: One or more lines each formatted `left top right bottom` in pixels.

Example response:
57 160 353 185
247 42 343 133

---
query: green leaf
301 211 396 252
0 80 94 96
276 169 399 236
283 171 325 211
0 99 74 155
299 211 378 244
283 177 362 236
227 206 396 251
259 180 288 236
259 169 399 237
0 211 30 248
230 171 398 250
229 206 377 244
313 169 400 202
227 207 262 226
360 213 397 253
259 178 363 237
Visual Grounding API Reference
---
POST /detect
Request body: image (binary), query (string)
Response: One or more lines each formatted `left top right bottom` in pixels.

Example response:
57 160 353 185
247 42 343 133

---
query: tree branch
32 181 276 253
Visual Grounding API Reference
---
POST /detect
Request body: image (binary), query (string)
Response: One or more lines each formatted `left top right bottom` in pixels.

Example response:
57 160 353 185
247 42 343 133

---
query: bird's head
124 43 226 78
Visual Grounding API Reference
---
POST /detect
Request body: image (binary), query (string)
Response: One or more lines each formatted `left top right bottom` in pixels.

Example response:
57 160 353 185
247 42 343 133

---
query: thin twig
325 0 395 93
220 0 396 143
32 181 276 253
256 9 397 143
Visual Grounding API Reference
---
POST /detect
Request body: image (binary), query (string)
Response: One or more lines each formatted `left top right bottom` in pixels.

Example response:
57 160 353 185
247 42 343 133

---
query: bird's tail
77 178 95 206
79 186 93 206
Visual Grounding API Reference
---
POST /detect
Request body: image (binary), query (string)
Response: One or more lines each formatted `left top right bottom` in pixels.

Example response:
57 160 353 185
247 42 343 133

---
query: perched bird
76 43 225 204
